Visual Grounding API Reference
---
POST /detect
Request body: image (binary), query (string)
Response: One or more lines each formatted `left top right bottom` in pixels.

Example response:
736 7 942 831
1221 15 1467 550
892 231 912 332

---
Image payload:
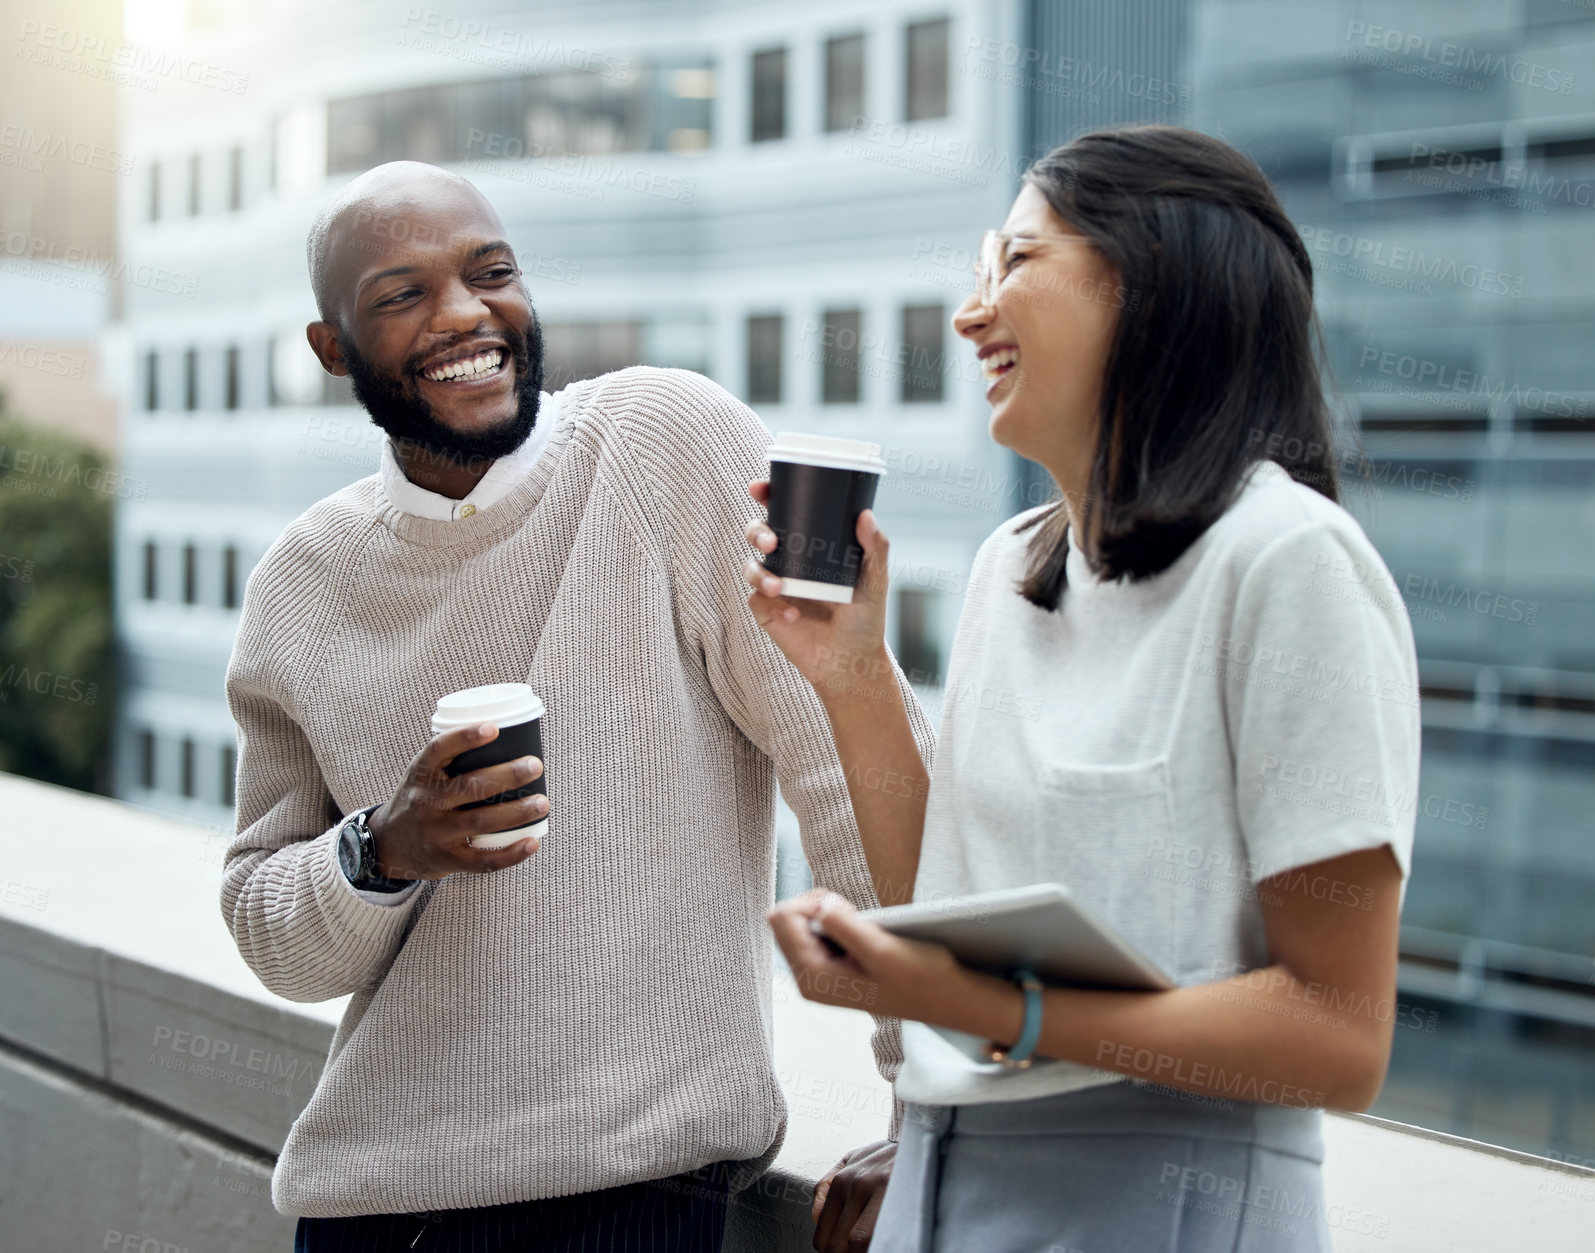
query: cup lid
768 432 887 474
431 682 544 732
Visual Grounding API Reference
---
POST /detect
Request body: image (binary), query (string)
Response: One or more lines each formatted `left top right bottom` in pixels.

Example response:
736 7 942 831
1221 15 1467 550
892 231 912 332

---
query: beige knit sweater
222 366 933 1218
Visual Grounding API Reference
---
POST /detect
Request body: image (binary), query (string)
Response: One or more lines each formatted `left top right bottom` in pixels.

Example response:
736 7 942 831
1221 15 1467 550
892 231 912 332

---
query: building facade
1182 0 1595 1166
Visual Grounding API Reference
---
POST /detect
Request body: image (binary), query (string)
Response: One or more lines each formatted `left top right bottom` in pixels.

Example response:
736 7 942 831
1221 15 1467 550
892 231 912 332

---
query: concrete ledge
3 774 1592 1251
0 916 333 1154
1319 1113 1595 1249
0 1038 290 1252
0 914 104 1075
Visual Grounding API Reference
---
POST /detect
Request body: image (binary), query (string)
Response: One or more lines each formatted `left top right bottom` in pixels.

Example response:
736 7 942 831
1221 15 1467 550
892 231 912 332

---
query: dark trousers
293 1162 732 1253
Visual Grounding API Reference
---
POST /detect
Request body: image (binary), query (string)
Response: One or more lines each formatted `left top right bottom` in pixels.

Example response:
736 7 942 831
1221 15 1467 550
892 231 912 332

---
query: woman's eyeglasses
973 229 1096 308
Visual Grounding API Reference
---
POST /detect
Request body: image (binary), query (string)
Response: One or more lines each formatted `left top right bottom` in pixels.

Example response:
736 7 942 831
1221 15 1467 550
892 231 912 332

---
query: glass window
825 34 866 132
896 587 943 685
746 314 783 404
661 65 716 152
142 541 158 600
137 730 157 791
143 350 159 412
521 71 644 157
222 545 239 610
183 348 198 411
224 345 240 411
820 309 862 404
751 48 787 142
905 18 950 122
541 321 642 392
180 737 196 799
227 145 243 211
147 161 160 222
326 62 714 175
221 744 236 808
182 543 197 606
187 153 201 216
900 303 945 403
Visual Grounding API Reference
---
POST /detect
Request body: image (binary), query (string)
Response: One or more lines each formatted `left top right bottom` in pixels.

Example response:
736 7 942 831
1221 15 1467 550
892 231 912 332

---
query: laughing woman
742 126 1419 1253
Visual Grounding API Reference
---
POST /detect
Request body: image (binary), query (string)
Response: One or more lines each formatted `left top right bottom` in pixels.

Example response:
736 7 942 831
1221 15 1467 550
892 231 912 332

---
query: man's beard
343 316 546 473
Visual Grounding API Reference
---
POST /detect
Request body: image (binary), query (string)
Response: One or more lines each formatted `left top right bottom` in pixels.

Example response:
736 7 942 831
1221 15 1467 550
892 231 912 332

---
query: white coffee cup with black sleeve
762 433 887 603
430 683 547 850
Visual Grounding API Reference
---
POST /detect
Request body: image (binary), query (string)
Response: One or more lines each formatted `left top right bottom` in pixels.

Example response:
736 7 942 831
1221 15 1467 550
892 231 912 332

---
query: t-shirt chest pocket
1038 758 1179 977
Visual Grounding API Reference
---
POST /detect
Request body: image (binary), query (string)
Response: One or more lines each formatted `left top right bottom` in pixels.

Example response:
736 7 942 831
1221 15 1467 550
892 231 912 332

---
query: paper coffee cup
763 433 887 603
431 683 547 850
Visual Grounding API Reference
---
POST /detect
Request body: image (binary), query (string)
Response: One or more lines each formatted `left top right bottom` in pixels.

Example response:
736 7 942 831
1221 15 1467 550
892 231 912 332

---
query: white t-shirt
894 460 1421 1106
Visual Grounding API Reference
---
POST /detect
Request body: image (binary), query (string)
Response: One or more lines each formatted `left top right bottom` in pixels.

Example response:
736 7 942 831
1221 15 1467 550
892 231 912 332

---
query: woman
742 125 1419 1252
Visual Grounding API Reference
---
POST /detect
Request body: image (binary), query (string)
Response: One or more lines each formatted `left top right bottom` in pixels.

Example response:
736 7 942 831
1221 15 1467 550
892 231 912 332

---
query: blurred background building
1181 0 1595 1171
0 0 121 451
93 0 1594 1168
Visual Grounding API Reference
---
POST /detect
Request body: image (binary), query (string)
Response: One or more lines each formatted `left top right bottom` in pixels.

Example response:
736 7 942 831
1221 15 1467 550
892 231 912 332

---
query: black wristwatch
336 805 414 893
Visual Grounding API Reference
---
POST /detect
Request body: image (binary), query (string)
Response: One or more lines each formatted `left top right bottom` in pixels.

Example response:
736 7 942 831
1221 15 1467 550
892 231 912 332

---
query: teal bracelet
987 968 1044 1069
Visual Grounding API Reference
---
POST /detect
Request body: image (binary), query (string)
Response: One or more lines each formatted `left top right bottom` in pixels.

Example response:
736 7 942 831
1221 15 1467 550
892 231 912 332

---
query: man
221 160 930 1252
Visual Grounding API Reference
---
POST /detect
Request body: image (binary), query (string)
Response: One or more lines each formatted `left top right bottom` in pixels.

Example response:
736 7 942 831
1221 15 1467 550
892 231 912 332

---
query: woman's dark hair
1012 124 1339 610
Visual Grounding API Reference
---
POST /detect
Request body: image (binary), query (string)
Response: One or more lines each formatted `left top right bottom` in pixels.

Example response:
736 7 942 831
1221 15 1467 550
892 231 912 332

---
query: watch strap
985 968 1044 1069
343 805 414 893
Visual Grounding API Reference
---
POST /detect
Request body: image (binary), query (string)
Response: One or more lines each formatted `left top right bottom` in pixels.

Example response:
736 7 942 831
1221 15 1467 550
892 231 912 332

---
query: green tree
0 405 116 793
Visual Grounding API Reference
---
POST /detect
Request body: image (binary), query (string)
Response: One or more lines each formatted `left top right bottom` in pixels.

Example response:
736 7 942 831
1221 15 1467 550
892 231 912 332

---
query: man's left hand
811 1139 895 1252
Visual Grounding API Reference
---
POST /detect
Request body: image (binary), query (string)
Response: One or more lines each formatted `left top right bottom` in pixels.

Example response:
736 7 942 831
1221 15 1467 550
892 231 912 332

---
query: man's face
312 183 545 466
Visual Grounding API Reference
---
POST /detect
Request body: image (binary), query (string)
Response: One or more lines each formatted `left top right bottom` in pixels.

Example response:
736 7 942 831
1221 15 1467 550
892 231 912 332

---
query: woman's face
953 184 1123 493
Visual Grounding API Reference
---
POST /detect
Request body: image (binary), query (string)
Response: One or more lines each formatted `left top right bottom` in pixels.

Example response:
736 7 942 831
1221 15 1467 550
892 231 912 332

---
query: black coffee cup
763 433 887 603
430 683 547 850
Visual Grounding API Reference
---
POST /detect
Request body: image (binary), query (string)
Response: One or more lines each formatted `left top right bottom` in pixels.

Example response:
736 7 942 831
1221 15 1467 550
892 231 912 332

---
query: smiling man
221 161 933 1252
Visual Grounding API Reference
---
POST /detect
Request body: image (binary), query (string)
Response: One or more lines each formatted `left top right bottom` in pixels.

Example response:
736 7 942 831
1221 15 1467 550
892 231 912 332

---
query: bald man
220 162 934 1252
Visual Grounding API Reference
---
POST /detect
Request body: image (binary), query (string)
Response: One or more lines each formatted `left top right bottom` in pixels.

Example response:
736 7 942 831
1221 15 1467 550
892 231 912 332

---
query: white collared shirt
346 389 557 904
377 390 557 523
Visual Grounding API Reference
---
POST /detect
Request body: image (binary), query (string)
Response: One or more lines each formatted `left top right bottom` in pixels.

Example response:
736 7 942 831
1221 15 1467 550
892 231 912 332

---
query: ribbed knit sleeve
221 498 421 1004
607 368 937 1138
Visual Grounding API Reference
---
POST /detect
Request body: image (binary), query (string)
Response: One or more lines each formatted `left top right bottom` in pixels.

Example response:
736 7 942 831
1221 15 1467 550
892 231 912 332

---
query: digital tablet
814 882 1175 991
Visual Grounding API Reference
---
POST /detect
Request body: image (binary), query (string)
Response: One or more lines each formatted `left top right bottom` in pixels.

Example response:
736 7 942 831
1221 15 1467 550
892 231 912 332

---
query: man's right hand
365 722 546 880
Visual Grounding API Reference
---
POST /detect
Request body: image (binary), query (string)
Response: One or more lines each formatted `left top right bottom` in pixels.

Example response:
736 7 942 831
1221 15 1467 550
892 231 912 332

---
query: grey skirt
872 1080 1330 1253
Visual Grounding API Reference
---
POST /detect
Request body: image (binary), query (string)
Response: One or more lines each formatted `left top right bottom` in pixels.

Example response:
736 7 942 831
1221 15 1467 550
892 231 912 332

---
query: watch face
337 821 362 880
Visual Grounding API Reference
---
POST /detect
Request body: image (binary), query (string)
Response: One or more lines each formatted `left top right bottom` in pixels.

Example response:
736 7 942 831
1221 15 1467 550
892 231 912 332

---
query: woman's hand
744 480 893 700
768 889 974 1025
